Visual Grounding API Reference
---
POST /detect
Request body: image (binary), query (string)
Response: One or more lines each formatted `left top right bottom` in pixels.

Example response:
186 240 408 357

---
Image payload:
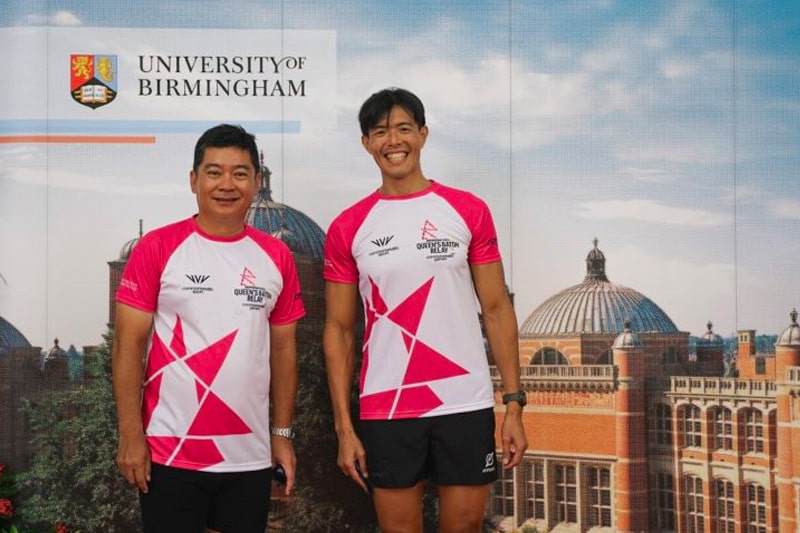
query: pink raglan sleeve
116 232 164 313
439 187 502 265
268 241 306 326
323 213 360 284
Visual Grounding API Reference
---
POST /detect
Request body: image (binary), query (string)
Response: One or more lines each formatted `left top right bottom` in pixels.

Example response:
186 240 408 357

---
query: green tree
18 328 139 532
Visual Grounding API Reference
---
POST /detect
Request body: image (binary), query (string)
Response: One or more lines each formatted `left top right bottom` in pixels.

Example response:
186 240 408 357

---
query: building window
555 464 577 524
755 357 766 375
684 475 705 533
681 404 702 447
531 347 569 365
715 478 735 533
712 407 733 450
587 466 612 528
663 346 679 364
654 403 673 446
746 483 767 533
655 472 675 530
490 465 515 518
522 461 545 521
596 349 612 365
744 409 764 454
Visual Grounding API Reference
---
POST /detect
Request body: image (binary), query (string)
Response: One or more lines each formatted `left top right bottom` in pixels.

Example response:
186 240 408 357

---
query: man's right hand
337 430 369 494
116 432 151 493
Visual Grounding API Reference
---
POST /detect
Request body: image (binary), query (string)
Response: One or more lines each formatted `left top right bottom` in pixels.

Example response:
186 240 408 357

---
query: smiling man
323 88 528 533
112 124 305 533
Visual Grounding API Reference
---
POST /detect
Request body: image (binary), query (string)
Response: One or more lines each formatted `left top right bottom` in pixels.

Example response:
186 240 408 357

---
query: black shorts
359 408 498 489
140 463 272 533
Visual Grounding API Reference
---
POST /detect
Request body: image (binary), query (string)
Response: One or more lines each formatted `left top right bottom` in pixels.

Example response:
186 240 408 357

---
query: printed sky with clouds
0 0 798 348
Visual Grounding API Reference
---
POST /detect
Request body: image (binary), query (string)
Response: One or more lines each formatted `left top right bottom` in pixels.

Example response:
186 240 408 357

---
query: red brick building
488 241 800 533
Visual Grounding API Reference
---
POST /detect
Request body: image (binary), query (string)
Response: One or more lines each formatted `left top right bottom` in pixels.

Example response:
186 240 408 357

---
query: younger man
323 88 527 532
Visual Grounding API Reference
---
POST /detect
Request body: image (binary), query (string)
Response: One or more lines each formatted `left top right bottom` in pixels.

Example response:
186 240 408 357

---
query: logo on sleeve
416 219 459 262
233 267 270 310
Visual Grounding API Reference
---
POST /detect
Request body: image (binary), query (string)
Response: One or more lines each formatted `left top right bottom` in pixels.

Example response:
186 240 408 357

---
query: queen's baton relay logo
70 54 118 109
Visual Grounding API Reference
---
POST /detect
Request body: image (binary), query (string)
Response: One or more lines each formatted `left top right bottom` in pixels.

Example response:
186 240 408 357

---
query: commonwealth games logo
70 54 118 109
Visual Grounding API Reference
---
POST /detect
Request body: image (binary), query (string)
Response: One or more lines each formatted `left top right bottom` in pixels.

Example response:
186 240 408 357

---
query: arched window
680 404 702 447
746 483 767 533
530 347 569 365
712 407 733 450
715 478 735 533
595 349 612 364
683 475 705 533
743 409 764 454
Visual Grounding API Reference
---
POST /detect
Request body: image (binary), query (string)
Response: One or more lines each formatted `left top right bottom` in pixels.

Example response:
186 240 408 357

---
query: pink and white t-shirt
324 181 500 420
117 216 305 472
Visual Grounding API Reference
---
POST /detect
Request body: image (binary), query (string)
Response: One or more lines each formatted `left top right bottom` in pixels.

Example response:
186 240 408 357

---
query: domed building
245 159 326 327
485 240 799 533
0 315 69 472
0 315 33 356
517 239 690 375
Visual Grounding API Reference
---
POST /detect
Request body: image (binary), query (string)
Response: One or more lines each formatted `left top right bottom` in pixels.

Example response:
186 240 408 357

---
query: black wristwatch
502 391 527 407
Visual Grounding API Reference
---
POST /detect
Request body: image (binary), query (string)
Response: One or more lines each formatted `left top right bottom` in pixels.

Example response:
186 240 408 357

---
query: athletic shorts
140 463 272 533
359 408 498 489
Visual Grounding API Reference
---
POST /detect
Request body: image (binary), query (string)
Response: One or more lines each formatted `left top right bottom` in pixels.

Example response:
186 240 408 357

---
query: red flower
55 524 69 533
0 498 14 518
0 463 6 476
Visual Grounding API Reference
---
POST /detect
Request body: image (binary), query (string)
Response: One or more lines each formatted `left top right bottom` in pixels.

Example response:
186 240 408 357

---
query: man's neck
194 214 246 237
379 175 431 196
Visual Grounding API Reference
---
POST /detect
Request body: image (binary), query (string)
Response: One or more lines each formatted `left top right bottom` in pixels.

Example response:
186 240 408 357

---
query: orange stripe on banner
0 135 156 144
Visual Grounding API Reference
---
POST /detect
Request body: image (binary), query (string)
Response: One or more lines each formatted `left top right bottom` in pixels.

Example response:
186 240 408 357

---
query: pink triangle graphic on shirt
187 389 252 436
369 276 388 315
170 315 186 358
184 330 238 386
170 438 225 469
147 435 181 461
142 373 163 430
402 339 469 386
394 385 443 417
360 389 397 418
387 277 434 336
145 331 174 378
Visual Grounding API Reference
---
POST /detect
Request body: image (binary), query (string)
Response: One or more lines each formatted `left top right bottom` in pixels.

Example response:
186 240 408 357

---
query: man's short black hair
358 87 426 136
193 124 260 173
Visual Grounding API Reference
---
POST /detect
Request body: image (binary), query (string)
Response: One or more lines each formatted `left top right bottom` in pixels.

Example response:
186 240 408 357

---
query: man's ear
420 125 429 146
189 170 198 193
361 135 370 152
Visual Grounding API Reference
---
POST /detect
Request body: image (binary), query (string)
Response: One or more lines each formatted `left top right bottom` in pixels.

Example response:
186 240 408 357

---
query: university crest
70 54 118 109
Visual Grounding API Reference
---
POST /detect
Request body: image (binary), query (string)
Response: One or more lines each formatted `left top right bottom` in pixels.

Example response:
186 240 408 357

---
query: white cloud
769 199 800 220
51 10 82 26
574 199 731 226
22 10 82 26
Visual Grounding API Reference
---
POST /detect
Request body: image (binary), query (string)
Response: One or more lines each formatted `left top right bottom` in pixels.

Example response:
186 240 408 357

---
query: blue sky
1 0 798 348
